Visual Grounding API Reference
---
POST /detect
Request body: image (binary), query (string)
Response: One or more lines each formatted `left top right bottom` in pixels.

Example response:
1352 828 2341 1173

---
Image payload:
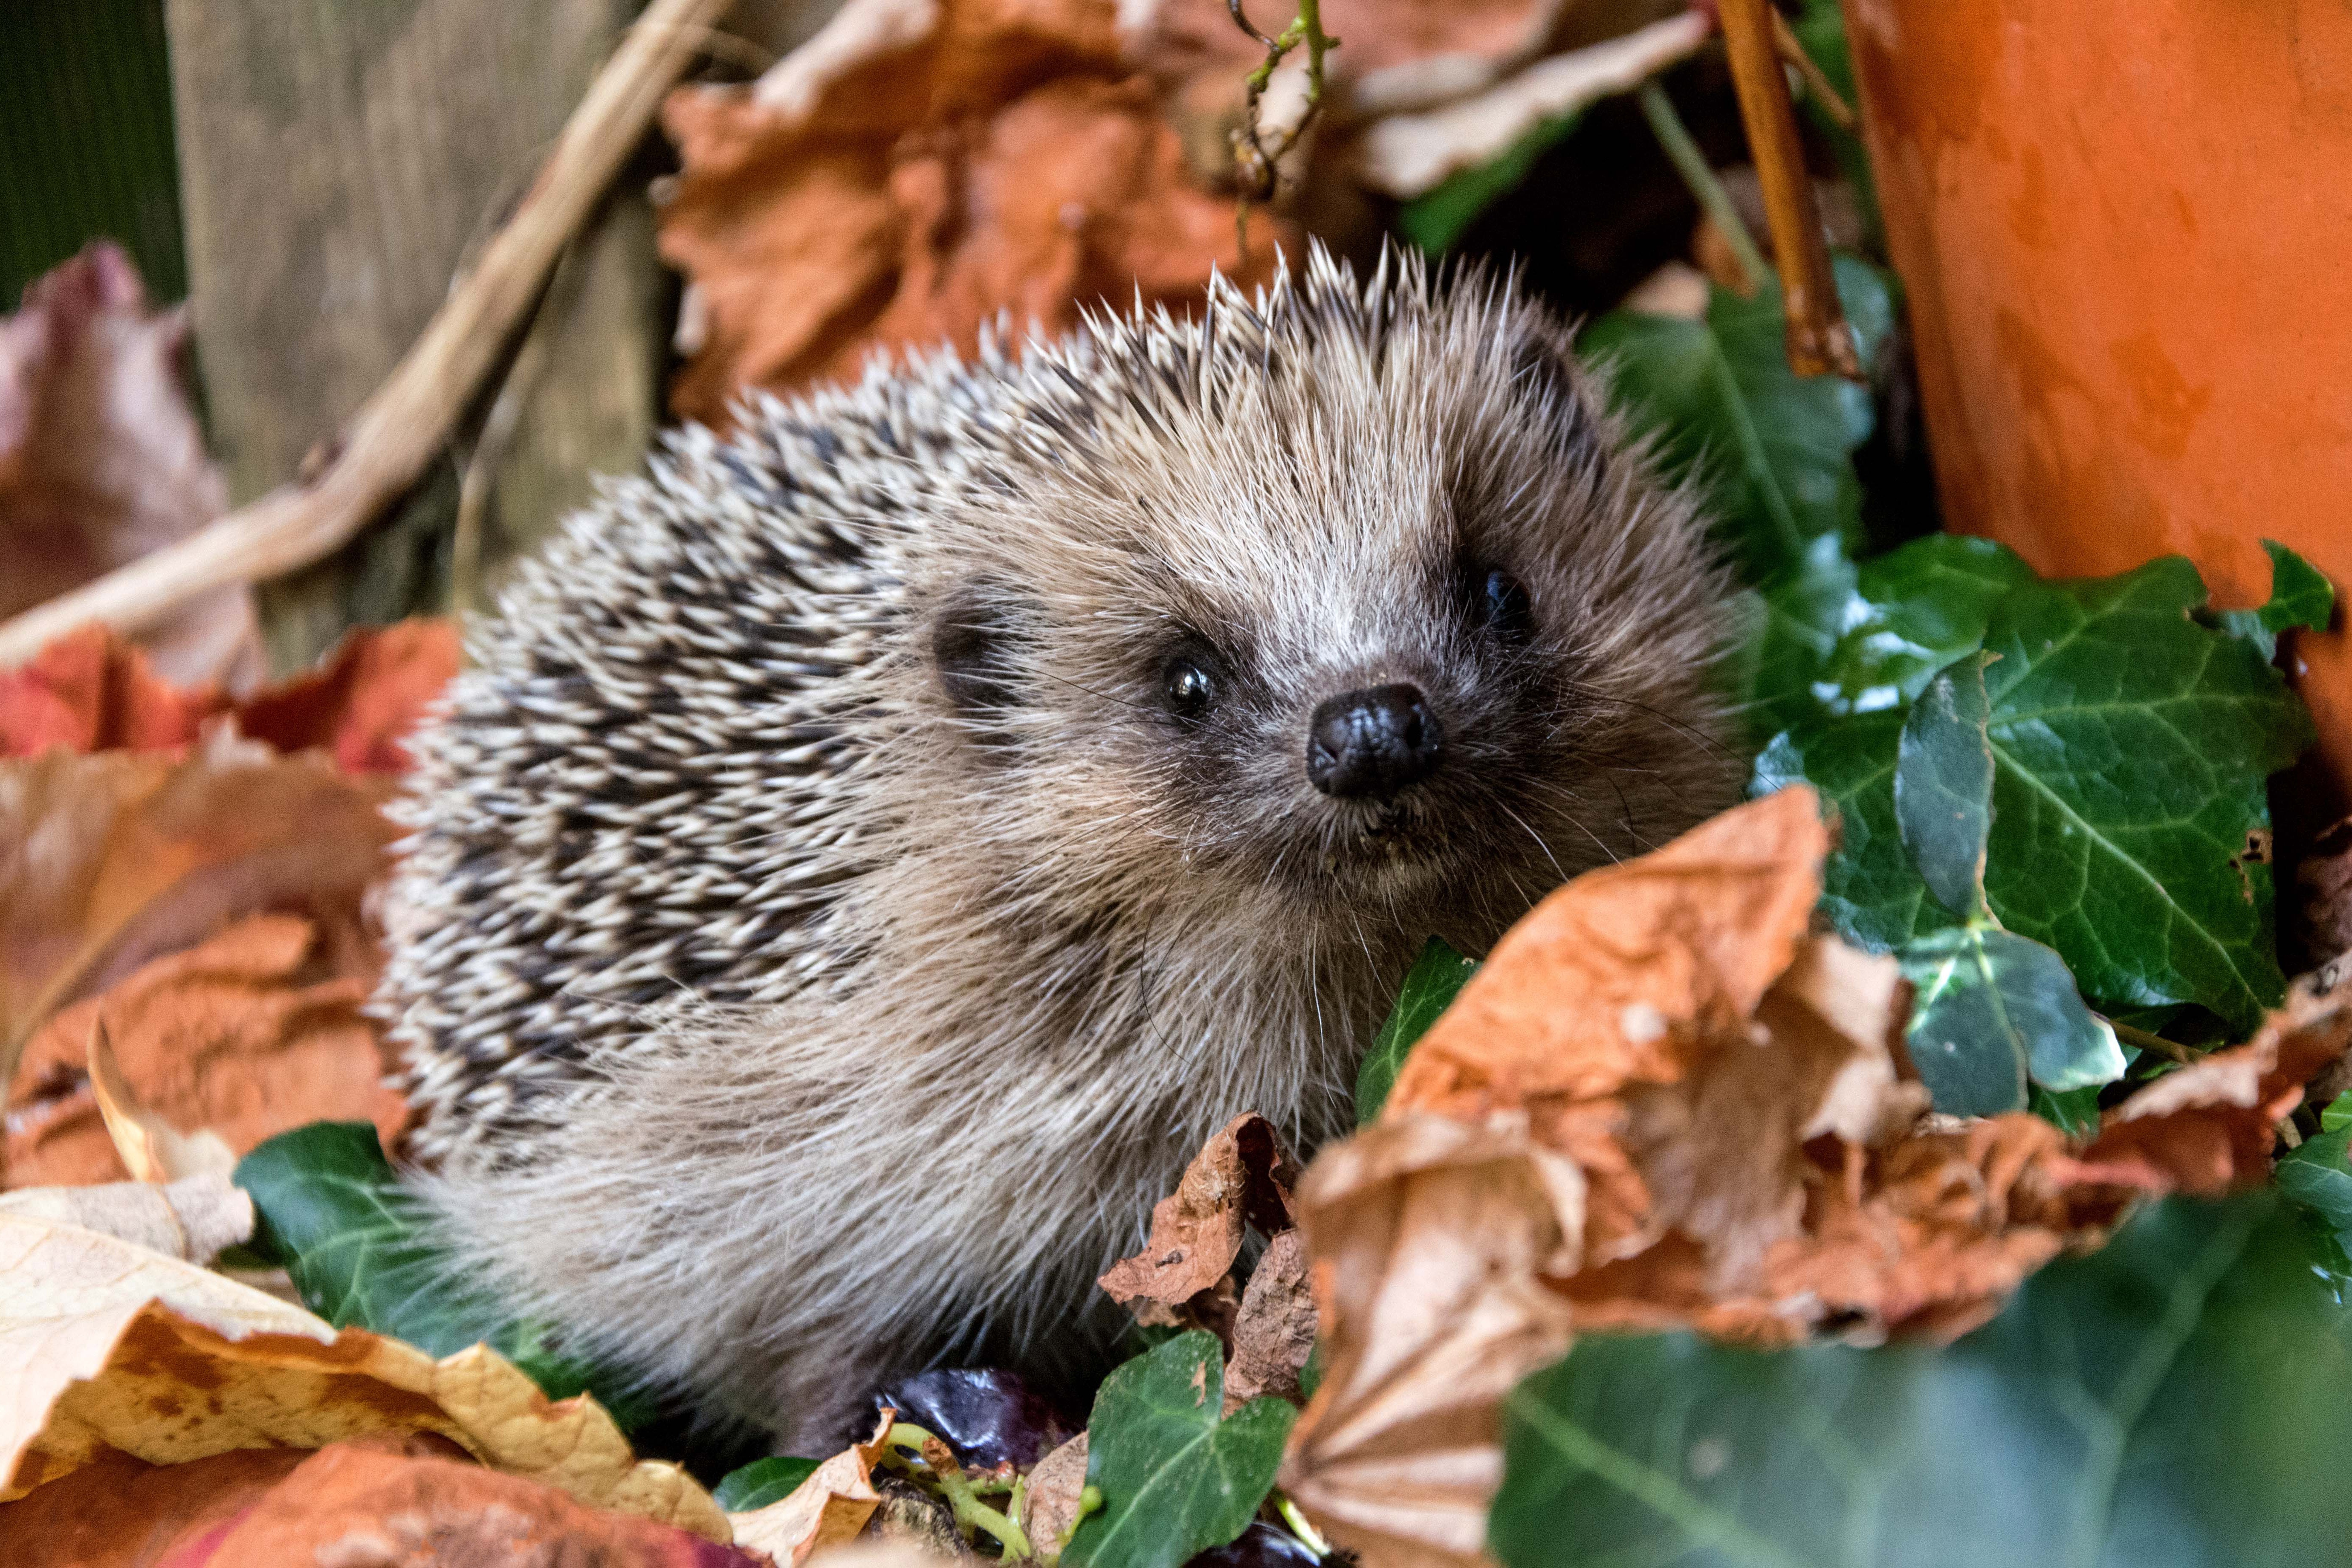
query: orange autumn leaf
657 0 1295 426
7 913 405 1189
0 738 396 1075
0 619 456 773
0 1437 764 1568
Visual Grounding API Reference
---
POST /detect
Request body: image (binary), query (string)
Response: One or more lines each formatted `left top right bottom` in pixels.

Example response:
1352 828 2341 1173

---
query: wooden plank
165 0 662 669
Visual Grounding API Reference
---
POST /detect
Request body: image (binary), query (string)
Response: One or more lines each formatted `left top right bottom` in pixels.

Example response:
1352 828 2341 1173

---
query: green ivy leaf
1062 1331 1296 1568
1356 936 1478 1125
1817 533 2037 717
1894 652 1997 918
1761 556 2313 1035
1743 534 1863 742
235 1122 652 1429
2280 1095 2352 1293
1755 711 1953 952
1491 1192 2352 1568
713 1456 822 1513
1582 256 1894 585
1899 925 2123 1116
2028 1082 2102 1139
2214 539 2335 660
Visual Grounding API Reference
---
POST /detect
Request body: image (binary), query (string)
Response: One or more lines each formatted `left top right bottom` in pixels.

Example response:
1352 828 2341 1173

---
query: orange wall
1842 0 2352 804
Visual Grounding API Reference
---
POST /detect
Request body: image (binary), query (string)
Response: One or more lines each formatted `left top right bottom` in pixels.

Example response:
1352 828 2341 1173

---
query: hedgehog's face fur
909 253 1739 959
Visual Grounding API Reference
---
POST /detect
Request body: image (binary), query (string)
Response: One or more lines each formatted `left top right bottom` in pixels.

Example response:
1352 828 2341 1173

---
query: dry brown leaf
729 1410 896 1565
2066 965 2352 1195
1283 790 1921 1561
1096 1111 1297 1326
657 0 1292 426
87 1014 237 1181
8 912 407 1188
0 1171 251 1264
1279 1112 1582 1568
2296 816 2352 964
1223 1228 1316 1412
1020 1432 1091 1565
1351 11 1714 197
0 1207 728 1539
0 243 260 689
0 735 397 1125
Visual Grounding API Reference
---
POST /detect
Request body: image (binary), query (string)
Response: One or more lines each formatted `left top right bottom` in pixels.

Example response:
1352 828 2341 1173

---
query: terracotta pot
1841 0 2352 806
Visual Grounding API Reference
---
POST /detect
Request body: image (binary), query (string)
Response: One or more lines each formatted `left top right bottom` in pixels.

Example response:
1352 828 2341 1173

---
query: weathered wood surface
165 0 664 669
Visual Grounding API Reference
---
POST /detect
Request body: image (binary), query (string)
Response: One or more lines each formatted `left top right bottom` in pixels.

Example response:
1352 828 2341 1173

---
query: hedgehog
379 243 1744 1447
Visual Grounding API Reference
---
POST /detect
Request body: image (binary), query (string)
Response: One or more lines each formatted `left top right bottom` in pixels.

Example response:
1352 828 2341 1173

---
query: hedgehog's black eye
1163 657 1215 719
1470 566 1535 642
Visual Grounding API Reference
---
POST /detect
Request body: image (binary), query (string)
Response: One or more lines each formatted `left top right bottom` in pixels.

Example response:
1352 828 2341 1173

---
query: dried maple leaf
657 0 1293 426
2065 966 2352 1195
0 1208 725 1539
0 242 260 689
7 913 406 1188
1096 1111 1297 1330
1284 790 1926 1562
728 1411 896 1565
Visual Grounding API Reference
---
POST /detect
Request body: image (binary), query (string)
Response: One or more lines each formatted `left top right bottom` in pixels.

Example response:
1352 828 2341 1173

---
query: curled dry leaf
1280 1113 1583 1566
0 1206 727 1539
1096 1112 1297 1331
1222 1228 1316 1413
0 618 457 770
1020 1432 1091 1564
0 1170 251 1263
1283 787 2352 1563
657 0 1293 426
1353 10 1716 198
729 1410 897 1565
8 913 407 1188
88 1013 237 1181
2063 966 2352 1196
0 242 260 689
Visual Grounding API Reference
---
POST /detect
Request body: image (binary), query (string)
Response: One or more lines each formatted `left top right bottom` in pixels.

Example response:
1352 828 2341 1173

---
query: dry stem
1715 0 1861 379
0 0 736 670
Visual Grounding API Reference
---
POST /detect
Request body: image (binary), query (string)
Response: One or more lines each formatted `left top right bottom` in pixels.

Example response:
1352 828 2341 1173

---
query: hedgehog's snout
1305 683 1445 799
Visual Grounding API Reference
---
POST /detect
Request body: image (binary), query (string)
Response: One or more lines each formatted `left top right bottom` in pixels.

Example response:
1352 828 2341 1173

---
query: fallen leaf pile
1274 786 2352 1565
657 0 1724 424
0 620 456 1197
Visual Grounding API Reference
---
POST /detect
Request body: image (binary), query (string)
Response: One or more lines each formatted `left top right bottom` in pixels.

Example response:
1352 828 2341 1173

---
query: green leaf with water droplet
1356 936 1477 1125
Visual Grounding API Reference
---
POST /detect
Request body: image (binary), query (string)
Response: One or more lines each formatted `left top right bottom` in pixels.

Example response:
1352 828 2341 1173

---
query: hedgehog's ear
931 581 1030 747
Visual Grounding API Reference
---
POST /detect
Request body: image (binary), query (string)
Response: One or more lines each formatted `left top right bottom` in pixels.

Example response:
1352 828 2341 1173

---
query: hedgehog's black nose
1306 683 1444 798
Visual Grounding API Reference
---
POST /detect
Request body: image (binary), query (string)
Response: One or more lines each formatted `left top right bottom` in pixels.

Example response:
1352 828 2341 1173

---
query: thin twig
1771 10 1855 131
0 0 736 670
1637 82 1771 296
2105 1018 2199 1065
1227 0 1339 263
1715 0 1861 379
